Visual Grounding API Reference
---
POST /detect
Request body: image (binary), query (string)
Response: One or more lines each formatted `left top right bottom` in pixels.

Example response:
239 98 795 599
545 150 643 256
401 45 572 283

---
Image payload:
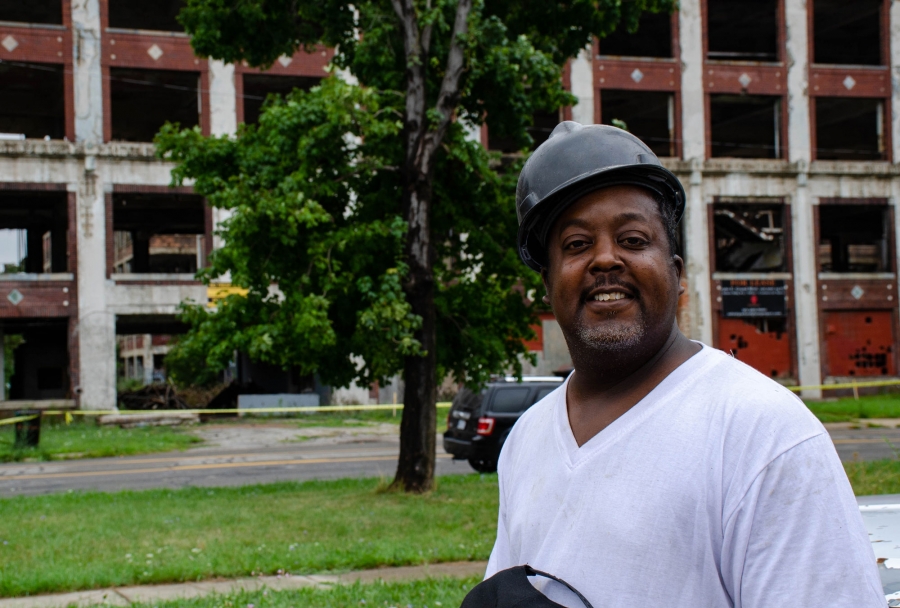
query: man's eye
565 239 589 249
621 236 648 247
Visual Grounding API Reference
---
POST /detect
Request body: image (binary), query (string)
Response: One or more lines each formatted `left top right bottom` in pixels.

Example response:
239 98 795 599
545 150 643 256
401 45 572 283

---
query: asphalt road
0 423 898 497
0 434 472 497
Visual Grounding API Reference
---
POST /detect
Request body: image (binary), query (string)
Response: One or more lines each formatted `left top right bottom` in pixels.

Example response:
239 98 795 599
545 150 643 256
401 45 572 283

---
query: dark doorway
709 95 781 159
813 0 882 65
0 62 65 140
599 11 672 58
5 320 70 400
0 0 62 24
108 0 185 32
707 0 779 62
815 98 885 161
110 68 200 142
0 191 67 274
818 204 890 273
112 192 205 274
601 90 675 157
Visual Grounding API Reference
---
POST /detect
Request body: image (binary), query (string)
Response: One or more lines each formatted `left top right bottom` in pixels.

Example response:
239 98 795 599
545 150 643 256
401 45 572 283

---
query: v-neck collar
553 343 715 469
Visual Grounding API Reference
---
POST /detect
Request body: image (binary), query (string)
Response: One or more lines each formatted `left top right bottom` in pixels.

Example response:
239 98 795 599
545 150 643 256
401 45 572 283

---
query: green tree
158 0 673 492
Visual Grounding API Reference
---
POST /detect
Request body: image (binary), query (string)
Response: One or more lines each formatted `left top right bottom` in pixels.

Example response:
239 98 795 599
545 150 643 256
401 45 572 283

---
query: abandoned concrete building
0 0 898 408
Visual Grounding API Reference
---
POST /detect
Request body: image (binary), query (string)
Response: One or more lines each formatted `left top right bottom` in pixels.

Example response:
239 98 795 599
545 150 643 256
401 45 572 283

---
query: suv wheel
467 457 497 473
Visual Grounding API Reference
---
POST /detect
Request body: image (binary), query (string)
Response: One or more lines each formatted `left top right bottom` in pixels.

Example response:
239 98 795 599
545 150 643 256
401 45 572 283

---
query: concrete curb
0 562 488 608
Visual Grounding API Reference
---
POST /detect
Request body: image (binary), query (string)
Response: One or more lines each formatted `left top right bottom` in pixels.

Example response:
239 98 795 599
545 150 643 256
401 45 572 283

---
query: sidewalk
0 561 488 608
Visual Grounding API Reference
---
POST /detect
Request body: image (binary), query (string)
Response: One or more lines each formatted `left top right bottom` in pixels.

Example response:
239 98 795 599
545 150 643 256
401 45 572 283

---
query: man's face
542 185 684 358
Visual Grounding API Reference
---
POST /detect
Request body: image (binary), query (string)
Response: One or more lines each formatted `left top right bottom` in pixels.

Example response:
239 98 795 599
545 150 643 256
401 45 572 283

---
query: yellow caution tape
0 414 40 426
7 402 453 418
787 379 900 392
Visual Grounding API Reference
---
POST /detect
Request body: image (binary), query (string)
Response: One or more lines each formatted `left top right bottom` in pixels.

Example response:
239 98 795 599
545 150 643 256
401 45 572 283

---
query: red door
823 310 895 377
718 317 793 379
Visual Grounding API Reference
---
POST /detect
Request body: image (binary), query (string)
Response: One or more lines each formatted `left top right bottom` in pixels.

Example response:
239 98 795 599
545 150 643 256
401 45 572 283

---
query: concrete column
891 0 900 163
679 0 706 161
683 163 713 345
678 0 713 345
71 0 103 144
570 47 594 125
71 0 116 409
75 177 116 410
785 0 821 397
208 60 237 137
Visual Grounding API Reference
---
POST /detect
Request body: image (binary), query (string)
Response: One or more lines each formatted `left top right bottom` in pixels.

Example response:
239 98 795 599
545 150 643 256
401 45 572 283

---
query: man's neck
565 326 700 447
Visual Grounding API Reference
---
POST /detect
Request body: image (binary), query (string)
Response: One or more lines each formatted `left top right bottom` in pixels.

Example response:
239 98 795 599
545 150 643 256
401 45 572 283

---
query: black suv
443 377 564 473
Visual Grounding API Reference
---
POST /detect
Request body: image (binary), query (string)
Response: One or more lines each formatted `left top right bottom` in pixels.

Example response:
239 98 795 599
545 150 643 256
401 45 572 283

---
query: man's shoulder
690 345 827 466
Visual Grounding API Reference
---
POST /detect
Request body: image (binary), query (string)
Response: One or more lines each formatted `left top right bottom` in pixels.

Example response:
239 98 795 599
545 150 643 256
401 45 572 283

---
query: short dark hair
649 190 680 257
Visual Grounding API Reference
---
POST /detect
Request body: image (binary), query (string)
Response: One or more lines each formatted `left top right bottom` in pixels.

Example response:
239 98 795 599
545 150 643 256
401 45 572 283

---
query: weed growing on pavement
0 475 497 597
0 419 201 462
804 393 900 422
131 577 480 608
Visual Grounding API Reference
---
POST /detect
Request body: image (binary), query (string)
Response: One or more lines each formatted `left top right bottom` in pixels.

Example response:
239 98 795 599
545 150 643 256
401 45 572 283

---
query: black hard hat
516 121 685 272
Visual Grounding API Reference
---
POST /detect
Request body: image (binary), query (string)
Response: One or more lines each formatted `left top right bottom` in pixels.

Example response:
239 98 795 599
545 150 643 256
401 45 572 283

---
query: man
484 122 884 607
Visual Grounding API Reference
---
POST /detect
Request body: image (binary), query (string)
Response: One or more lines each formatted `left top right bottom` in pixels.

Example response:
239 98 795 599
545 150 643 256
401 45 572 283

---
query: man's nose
588 238 624 273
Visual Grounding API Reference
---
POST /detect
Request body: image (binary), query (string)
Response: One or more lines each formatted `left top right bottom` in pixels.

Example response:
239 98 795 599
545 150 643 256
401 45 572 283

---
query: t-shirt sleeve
721 433 885 607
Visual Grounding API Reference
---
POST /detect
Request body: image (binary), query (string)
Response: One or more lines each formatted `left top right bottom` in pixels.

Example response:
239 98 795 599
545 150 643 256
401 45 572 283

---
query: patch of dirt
190 422 399 451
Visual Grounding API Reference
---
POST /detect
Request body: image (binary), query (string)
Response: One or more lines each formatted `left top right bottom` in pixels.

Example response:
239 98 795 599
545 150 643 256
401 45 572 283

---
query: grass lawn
804 393 900 422
0 475 498 598
0 419 201 463
133 577 480 608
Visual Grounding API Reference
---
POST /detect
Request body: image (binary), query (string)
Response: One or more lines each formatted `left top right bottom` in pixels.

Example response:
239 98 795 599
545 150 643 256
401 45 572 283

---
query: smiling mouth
592 292 629 302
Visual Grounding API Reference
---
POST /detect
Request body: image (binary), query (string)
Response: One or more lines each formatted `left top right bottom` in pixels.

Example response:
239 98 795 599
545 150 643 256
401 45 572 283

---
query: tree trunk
393 176 437 493
389 0 471 492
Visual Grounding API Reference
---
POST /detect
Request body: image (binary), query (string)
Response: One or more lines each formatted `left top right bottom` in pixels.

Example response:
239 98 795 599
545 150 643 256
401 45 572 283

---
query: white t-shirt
486 344 885 607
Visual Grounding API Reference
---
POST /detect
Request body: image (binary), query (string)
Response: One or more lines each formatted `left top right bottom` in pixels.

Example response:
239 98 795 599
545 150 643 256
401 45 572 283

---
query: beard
572 309 647 355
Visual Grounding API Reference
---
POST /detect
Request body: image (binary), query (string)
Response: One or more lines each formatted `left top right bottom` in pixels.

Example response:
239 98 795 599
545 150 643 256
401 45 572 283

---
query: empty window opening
0 62 65 140
0 0 62 25
818 204 889 273
707 0 778 62
108 0 184 32
709 95 781 159
815 98 884 161
112 193 205 274
813 0 882 65
601 90 675 157
0 191 67 274
118 334 172 385
2 321 70 400
242 74 321 125
110 68 200 142
599 11 672 58
488 110 560 153
714 203 786 272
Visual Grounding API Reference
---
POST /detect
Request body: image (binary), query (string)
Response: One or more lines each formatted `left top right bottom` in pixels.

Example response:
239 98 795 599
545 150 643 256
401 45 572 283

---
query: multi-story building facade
0 0 896 408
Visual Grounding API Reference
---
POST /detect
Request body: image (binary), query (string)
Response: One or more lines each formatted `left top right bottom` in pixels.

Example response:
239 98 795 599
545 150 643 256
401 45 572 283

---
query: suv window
534 387 556 402
490 387 531 413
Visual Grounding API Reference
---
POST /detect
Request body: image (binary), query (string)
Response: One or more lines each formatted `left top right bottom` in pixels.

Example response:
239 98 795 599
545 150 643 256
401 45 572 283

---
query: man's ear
673 254 685 296
540 268 551 305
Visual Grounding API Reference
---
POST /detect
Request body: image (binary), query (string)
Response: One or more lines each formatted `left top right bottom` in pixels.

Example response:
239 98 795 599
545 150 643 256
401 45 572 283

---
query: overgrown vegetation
804 393 900 422
0 475 497 597
0 419 201 462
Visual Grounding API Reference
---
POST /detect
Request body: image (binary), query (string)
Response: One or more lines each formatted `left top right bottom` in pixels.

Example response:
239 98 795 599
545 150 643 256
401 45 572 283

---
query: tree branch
419 0 472 175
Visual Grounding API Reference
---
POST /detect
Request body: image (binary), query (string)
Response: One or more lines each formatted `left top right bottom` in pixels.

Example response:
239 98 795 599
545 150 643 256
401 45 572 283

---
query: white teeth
593 292 626 301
